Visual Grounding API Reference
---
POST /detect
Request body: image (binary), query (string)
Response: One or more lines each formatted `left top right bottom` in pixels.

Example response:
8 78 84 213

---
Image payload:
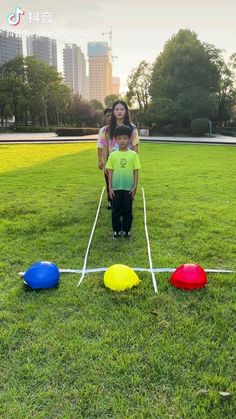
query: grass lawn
0 142 235 418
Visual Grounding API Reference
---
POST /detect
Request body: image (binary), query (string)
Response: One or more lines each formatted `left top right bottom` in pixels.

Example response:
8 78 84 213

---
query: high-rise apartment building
111 77 120 96
88 42 112 103
63 44 87 98
0 30 23 66
26 35 57 69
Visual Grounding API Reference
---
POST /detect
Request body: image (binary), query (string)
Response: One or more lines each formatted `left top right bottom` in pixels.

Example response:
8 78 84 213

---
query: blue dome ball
24 261 60 289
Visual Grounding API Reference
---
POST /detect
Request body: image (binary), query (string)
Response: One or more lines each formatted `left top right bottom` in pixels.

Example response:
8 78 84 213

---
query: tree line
126 29 236 130
0 56 108 128
0 29 235 130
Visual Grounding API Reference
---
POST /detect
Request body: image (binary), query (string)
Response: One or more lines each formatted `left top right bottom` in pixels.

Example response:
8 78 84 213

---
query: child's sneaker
113 231 121 239
124 231 131 240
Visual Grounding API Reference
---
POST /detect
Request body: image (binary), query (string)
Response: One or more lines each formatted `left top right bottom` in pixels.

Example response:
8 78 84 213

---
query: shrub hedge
163 124 177 136
56 128 99 136
10 125 55 132
190 118 210 136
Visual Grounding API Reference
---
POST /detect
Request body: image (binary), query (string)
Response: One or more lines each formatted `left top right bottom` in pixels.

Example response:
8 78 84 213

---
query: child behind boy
105 125 141 239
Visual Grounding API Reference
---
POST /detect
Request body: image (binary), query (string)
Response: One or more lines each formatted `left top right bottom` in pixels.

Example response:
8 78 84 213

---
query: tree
150 30 220 100
71 95 98 127
229 54 236 120
175 87 218 123
0 56 71 127
90 99 104 112
0 57 28 125
0 79 13 125
149 29 224 127
126 61 152 111
216 64 235 125
46 83 71 126
203 44 236 125
148 97 177 126
104 94 119 107
25 57 63 127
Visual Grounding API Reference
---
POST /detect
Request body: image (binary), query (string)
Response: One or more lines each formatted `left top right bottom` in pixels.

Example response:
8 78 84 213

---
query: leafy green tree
148 97 177 126
230 55 236 120
175 87 218 123
90 99 104 112
0 57 28 124
126 61 152 111
0 79 13 125
230 53 236 69
71 95 98 127
149 29 226 127
0 56 71 127
25 57 62 127
203 44 236 125
217 65 235 125
46 83 71 126
118 93 132 108
104 94 119 107
150 30 220 100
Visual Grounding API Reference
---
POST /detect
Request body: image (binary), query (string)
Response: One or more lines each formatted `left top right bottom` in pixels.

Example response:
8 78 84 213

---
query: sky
1 0 236 92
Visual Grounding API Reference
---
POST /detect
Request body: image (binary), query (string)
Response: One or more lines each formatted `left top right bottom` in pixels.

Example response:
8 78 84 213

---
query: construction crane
102 29 118 62
101 29 112 49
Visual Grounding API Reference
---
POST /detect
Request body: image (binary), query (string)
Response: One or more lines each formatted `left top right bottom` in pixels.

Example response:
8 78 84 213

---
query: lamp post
209 119 212 137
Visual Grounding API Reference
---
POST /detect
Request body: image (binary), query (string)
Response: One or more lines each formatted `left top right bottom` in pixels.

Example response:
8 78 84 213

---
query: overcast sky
1 0 236 91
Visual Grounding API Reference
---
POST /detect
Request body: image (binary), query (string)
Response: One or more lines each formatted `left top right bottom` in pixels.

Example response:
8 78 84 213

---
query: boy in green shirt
105 125 141 239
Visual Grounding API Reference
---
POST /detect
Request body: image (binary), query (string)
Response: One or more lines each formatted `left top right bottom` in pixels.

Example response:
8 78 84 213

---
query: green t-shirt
105 150 141 191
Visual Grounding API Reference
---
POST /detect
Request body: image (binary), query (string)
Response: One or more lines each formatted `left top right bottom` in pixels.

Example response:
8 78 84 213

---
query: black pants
104 172 112 203
112 190 133 233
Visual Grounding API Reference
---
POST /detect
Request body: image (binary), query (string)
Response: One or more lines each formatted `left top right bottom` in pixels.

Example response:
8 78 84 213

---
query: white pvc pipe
51 268 236 274
77 187 105 287
18 267 235 277
142 187 158 293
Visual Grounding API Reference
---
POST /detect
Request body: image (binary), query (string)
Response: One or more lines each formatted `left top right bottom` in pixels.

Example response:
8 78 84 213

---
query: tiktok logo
7 6 25 26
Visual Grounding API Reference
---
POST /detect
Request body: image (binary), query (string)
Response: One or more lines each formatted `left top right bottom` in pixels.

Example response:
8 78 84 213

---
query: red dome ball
170 263 207 290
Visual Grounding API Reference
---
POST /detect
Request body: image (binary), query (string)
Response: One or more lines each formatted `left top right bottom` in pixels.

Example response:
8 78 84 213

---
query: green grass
0 143 235 418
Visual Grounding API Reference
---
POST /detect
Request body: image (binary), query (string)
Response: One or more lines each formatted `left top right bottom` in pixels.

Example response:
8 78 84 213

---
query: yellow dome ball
104 264 141 292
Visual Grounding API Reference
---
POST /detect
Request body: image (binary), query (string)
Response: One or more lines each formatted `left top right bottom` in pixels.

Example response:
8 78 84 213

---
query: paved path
0 132 235 145
141 135 236 146
0 132 96 144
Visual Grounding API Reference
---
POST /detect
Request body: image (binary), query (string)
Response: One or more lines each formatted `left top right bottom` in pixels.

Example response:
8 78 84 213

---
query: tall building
0 30 23 66
85 76 90 101
111 77 120 96
63 44 87 98
88 42 112 103
26 35 57 69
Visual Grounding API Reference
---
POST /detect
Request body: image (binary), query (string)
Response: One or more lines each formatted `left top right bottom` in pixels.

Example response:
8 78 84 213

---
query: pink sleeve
131 125 139 146
100 126 109 147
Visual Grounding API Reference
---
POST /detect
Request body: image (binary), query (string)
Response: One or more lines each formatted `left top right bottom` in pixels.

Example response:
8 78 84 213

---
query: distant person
105 124 141 239
101 100 139 169
97 107 113 209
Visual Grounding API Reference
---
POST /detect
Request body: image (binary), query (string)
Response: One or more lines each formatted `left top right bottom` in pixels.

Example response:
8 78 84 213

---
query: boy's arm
129 170 139 199
108 169 115 199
